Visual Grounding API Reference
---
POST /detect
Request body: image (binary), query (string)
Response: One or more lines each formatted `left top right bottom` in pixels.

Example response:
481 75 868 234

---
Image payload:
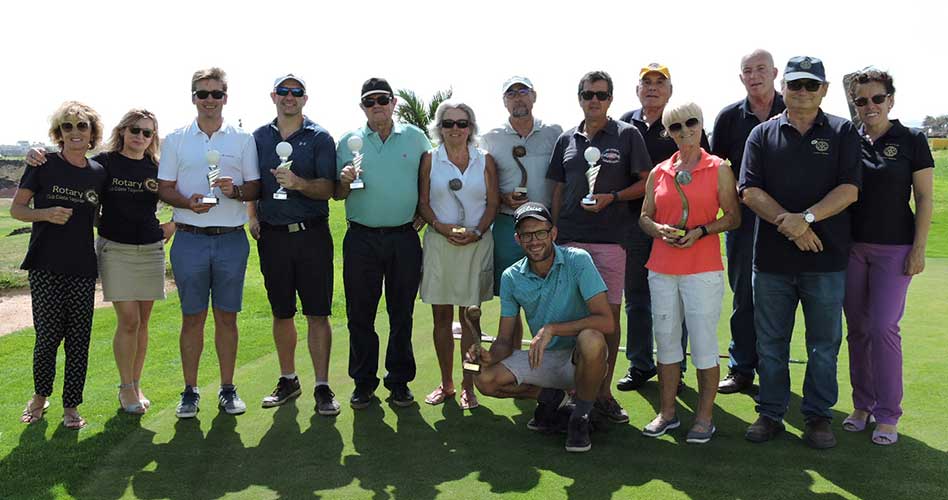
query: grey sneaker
686 421 716 444
176 386 200 419
642 414 681 437
594 396 629 424
218 385 247 415
262 377 302 408
315 385 341 416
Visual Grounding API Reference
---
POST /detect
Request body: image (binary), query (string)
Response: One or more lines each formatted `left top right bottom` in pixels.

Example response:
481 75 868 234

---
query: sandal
424 386 456 405
63 411 87 430
872 427 898 446
842 412 874 432
459 388 479 410
134 380 151 409
118 383 145 414
20 398 50 424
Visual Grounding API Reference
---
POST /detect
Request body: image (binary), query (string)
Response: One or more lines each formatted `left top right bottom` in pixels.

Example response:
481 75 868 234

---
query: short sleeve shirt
850 120 934 244
19 154 107 278
481 118 562 215
739 110 862 273
253 117 336 225
500 245 608 351
157 120 260 227
95 151 163 245
710 94 786 179
336 122 431 227
546 119 651 244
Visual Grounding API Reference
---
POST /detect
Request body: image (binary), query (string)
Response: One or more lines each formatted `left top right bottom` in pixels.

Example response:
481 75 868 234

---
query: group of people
15 50 933 455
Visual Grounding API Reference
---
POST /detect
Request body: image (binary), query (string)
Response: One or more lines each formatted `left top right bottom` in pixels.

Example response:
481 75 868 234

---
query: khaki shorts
500 349 576 390
97 237 166 302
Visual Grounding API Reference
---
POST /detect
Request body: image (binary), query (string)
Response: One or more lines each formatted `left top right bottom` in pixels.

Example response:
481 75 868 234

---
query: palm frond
428 87 454 122
395 89 429 133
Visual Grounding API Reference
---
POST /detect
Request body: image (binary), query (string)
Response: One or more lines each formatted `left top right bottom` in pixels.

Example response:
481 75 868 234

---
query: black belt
175 223 243 236
348 221 413 234
260 217 326 233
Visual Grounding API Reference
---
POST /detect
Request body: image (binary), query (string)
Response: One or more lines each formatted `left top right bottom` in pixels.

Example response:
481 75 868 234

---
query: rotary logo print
85 189 99 205
883 145 898 158
811 139 830 154
144 178 159 192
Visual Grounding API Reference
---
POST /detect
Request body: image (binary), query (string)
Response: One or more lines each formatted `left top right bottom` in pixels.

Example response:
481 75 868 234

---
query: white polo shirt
480 117 562 215
158 119 260 227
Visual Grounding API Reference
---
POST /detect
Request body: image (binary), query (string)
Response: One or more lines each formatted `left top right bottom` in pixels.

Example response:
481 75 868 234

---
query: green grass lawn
0 154 945 499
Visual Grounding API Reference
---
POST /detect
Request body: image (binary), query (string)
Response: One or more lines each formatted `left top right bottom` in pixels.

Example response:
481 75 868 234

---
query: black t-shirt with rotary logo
851 120 934 245
94 151 163 245
19 153 107 278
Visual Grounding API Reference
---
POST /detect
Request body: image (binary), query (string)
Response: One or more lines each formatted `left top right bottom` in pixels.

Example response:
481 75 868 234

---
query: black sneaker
594 396 629 424
349 387 375 410
218 386 247 415
527 389 566 432
315 385 341 416
389 386 414 407
261 377 302 408
565 414 592 452
616 367 657 391
175 386 200 419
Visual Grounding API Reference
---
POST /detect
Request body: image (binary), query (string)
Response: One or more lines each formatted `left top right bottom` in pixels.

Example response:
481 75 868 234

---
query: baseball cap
361 77 393 98
639 63 671 80
784 56 826 82
514 202 552 227
273 73 306 90
502 76 534 93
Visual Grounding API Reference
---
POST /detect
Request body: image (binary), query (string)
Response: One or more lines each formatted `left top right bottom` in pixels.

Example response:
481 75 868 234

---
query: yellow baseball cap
639 63 670 80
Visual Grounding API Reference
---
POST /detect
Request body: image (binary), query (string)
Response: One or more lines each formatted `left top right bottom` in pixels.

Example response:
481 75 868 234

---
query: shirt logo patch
144 178 159 193
601 148 621 164
883 145 898 158
811 139 830 154
85 190 100 205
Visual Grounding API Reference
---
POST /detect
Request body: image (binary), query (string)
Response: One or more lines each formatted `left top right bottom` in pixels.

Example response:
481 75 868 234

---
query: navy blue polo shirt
253 117 336 225
739 109 862 274
851 120 934 245
547 118 651 244
710 94 786 180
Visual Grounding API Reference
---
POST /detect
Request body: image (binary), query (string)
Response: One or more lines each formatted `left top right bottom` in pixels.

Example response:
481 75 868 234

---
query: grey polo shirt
481 118 562 216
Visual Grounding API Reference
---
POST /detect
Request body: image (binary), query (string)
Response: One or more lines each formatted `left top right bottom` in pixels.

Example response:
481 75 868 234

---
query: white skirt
420 228 494 307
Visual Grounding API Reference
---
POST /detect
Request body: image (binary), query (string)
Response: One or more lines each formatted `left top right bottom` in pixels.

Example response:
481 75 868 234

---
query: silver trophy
581 146 601 206
448 178 466 234
273 142 293 200
512 145 528 200
347 135 365 190
202 150 221 205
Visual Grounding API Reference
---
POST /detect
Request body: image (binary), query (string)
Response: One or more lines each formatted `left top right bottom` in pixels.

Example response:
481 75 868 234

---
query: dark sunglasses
361 95 392 107
786 80 822 92
275 86 305 97
580 90 612 101
441 119 470 129
517 228 551 243
60 121 90 132
128 127 154 138
667 117 701 133
504 88 532 98
853 94 890 107
193 90 226 100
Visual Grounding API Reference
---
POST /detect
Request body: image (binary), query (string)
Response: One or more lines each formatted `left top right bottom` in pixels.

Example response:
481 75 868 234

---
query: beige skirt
96 237 166 302
420 228 494 307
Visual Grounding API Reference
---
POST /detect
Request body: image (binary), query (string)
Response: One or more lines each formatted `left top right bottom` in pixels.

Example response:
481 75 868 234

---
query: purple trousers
843 242 913 425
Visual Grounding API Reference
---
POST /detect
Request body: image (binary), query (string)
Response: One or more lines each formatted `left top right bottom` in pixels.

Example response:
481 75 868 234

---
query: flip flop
842 413 874 432
20 399 50 424
872 429 898 446
424 386 456 405
63 412 87 430
459 389 479 410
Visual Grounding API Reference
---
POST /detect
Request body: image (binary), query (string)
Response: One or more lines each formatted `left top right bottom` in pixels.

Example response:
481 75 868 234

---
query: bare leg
598 304 622 400
575 329 609 402
657 363 681 420
272 317 298 375
695 365 720 425
431 305 455 392
180 311 208 387
133 301 154 402
459 306 475 392
307 316 332 382
113 301 142 404
212 309 238 386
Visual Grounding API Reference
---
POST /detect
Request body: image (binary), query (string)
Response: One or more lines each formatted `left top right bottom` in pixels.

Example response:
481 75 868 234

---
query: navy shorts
170 229 249 315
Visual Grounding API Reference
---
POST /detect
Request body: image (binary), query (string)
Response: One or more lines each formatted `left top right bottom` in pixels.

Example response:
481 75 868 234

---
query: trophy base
272 192 288 200
513 187 528 200
673 228 688 237
451 227 467 234
201 196 219 205
350 179 364 190
462 362 481 374
581 196 597 206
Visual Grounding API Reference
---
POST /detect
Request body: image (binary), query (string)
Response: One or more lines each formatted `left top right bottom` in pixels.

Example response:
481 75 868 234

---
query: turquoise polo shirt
499 245 608 351
336 122 431 227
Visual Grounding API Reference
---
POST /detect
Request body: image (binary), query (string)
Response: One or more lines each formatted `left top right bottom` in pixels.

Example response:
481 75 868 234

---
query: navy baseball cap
784 56 826 82
514 202 552 227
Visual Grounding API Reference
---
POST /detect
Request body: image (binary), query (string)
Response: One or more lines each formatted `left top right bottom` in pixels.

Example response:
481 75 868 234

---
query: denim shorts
170 229 249 314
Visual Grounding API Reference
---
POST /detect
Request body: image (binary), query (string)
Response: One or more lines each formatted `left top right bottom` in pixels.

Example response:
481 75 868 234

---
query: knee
116 316 141 336
473 370 499 396
577 329 608 363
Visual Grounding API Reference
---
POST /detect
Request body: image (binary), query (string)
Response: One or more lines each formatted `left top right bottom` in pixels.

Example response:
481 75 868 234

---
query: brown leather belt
175 223 243 236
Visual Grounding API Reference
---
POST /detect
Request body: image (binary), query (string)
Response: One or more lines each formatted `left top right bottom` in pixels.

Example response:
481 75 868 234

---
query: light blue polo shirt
500 245 607 350
336 122 431 227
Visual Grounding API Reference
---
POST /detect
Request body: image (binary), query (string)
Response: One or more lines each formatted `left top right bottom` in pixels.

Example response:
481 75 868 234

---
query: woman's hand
25 148 47 167
44 206 73 225
448 230 479 246
654 223 682 243
672 228 702 249
904 245 926 275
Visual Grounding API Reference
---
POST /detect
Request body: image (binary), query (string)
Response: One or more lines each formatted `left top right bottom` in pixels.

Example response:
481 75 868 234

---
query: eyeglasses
193 90 226 100
128 127 154 138
361 95 392 107
517 228 551 242
786 80 822 92
60 121 90 133
275 86 305 97
667 117 701 133
853 94 890 107
580 90 612 101
441 119 470 129
504 88 532 98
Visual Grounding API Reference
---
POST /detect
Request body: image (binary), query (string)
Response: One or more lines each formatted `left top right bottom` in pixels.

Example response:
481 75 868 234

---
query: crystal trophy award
461 305 483 374
273 142 293 200
347 135 365 190
671 169 692 238
202 150 221 205
581 146 601 206
512 145 528 200
448 178 466 234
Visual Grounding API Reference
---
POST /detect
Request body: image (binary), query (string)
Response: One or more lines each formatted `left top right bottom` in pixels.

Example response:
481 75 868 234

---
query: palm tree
395 87 453 139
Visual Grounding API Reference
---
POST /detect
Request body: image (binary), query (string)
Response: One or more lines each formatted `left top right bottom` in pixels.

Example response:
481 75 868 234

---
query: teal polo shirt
336 122 431 227
500 245 608 351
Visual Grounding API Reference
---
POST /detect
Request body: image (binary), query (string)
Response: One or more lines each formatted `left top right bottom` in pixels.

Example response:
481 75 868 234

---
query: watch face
804 212 815 223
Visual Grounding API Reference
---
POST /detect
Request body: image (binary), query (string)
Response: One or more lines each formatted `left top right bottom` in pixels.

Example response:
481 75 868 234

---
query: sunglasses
275 86 305 97
854 94 890 107
60 121 90 132
441 119 470 129
786 80 822 92
517 228 551 243
361 95 392 107
128 127 154 138
504 88 532 98
580 90 612 101
667 117 701 133
193 90 226 100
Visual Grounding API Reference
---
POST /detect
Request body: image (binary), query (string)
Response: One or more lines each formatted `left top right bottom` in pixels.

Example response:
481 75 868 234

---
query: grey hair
662 101 704 130
429 100 479 145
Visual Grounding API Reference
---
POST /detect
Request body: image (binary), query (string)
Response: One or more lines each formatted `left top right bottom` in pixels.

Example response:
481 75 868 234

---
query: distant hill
0 159 24 197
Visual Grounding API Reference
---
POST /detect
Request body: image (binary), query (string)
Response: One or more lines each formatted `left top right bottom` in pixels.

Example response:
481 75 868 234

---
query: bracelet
699 225 710 237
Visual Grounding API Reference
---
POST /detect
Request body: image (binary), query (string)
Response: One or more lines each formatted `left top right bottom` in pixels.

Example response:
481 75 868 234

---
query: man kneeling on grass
467 202 613 452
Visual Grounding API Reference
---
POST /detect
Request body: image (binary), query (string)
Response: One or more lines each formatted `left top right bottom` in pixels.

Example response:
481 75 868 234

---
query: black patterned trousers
29 270 96 408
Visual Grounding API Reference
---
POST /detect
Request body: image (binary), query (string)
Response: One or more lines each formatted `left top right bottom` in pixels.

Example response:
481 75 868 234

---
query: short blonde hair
106 109 161 163
430 101 479 145
662 102 703 130
191 67 228 92
48 101 103 150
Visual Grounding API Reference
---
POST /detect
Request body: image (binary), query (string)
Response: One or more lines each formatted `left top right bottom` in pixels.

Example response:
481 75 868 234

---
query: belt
175 223 243 236
260 218 326 233
348 221 414 234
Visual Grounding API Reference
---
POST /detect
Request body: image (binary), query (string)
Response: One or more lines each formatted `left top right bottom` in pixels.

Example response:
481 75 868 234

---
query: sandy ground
0 279 176 337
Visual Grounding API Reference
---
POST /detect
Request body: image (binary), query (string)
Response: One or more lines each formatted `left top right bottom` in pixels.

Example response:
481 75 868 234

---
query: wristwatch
472 228 483 240
699 225 710 237
803 209 816 224
611 190 620 202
